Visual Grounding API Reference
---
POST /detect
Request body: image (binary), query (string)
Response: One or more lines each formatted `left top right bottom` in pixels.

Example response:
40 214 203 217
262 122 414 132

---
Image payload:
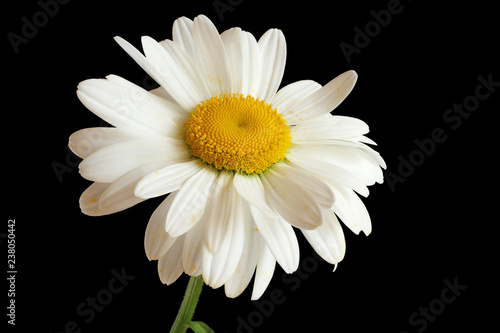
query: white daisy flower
69 14 385 300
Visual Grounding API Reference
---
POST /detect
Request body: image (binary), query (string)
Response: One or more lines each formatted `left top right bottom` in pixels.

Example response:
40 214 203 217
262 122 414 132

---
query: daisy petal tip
224 288 240 299
141 35 155 43
194 14 211 23
113 35 130 49
133 185 146 199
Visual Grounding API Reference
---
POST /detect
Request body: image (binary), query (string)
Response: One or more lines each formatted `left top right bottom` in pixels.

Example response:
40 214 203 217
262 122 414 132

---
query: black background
5 0 498 332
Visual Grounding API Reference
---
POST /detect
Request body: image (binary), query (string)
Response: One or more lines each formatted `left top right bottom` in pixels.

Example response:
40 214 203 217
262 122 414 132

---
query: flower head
70 15 385 299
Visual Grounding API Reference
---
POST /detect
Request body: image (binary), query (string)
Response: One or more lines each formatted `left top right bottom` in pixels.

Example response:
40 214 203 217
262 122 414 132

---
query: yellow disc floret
185 93 292 174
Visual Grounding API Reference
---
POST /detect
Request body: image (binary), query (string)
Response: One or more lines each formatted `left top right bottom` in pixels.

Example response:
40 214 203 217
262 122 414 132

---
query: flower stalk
169 275 213 333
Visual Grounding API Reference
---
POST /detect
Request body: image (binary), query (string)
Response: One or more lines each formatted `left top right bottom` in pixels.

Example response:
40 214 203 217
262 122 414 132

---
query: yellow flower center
185 93 292 174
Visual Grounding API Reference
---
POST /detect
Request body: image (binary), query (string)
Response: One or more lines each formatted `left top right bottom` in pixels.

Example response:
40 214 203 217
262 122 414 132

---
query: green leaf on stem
188 321 215 333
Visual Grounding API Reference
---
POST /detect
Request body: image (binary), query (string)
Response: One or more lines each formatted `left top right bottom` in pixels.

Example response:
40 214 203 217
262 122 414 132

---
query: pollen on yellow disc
185 93 292 174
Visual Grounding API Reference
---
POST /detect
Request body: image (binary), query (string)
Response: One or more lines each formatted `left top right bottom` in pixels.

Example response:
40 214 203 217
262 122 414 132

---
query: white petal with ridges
250 205 299 274
144 192 178 260
335 185 372 236
202 233 244 289
114 36 166 91
282 159 370 235
256 29 286 102
251 235 277 300
159 39 213 104
202 190 246 288
284 70 358 125
134 159 203 199
115 36 207 112
158 235 185 285
99 161 170 212
221 28 261 96
271 80 322 116
291 115 369 142
165 165 219 237
193 14 232 96
233 173 275 217
288 144 378 191
182 218 205 276
261 164 334 229
79 138 190 183
69 127 162 159
172 16 195 59
327 140 387 170
221 28 245 94
141 36 209 111
79 182 111 216
202 171 243 254
77 77 180 135
302 210 346 264
224 203 259 298
106 75 187 125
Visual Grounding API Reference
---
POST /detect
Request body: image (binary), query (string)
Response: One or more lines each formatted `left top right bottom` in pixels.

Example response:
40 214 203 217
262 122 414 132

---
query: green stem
169 275 205 333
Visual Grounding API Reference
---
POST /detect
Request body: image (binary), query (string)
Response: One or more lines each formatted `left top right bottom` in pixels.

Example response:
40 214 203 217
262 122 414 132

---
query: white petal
144 192 178 260
221 28 261 96
250 205 299 274
172 16 196 59
202 235 244 289
106 75 189 125
159 39 213 104
335 186 372 236
69 127 161 159
104 74 187 123
79 182 110 216
291 115 369 143
284 70 358 125
288 144 376 192
256 29 286 102
270 80 322 115
99 161 169 212
224 203 259 298
202 189 246 288
134 159 203 199
79 138 191 183
158 235 185 285
79 180 145 217
77 76 182 135
233 172 275 217
345 147 385 185
251 235 277 300
193 14 232 96
141 36 209 111
182 218 205 276
302 209 346 264
114 36 166 91
220 28 244 94
240 31 261 97
277 158 368 235
203 171 243 254
329 140 387 170
282 156 372 235
261 164 335 229
165 165 219 237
